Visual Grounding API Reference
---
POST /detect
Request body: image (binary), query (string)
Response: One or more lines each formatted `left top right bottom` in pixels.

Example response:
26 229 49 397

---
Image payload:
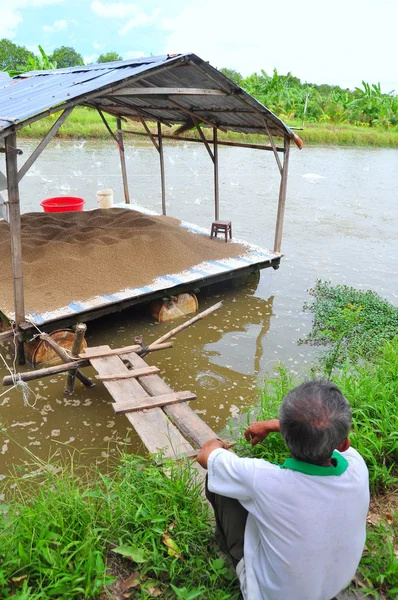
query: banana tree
6 45 56 76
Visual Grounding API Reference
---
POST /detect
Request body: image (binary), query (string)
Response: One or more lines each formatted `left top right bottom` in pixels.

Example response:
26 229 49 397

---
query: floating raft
1 205 281 333
81 343 217 458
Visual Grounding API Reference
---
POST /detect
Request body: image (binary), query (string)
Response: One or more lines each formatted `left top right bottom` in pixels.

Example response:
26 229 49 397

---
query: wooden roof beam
109 87 226 97
168 98 227 132
121 129 285 152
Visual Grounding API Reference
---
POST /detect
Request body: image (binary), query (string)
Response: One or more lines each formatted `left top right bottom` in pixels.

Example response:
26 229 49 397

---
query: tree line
1 39 397 129
220 67 398 129
0 38 122 73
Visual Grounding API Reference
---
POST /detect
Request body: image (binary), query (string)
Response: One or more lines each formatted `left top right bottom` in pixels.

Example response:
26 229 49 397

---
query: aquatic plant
298 280 398 369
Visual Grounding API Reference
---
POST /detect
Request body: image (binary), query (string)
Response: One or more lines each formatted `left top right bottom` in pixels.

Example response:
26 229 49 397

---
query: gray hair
279 381 352 464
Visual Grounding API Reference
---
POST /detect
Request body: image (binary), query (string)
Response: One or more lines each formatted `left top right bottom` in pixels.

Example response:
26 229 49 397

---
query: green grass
361 517 398 598
0 453 240 599
18 107 398 148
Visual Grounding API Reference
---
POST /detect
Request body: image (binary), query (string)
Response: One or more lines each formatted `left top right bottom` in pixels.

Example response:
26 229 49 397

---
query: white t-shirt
207 446 369 600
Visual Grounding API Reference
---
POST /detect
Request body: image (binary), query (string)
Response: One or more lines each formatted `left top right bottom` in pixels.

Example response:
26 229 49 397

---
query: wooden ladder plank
121 351 217 447
89 347 194 459
96 365 160 381
80 343 141 358
80 342 171 359
113 390 197 414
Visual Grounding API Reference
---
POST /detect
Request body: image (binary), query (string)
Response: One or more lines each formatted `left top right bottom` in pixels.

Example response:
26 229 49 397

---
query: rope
0 321 38 408
25 317 77 361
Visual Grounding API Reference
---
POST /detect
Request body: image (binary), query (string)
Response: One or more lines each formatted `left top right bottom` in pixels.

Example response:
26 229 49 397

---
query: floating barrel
151 293 198 323
24 329 88 368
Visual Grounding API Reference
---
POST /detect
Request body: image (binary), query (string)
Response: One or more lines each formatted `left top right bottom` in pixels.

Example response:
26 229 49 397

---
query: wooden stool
210 220 232 242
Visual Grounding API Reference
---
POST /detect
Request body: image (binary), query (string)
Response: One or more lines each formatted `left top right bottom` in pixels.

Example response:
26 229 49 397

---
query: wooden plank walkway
85 345 216 460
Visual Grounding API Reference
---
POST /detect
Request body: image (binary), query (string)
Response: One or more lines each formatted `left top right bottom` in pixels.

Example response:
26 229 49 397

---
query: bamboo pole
17 108 73 182
2 359 90 385
2 343 172 386
65 323 87 394
5 131 25 364
158 122 166 215
273 135 291 253
117 117 130 204
213 128 219 220
139 116 159 151
144 301 223 352
0 330 14 343
264 121 283 176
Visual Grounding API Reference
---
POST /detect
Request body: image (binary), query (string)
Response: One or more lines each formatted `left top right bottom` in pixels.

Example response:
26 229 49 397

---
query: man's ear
337 438 350 453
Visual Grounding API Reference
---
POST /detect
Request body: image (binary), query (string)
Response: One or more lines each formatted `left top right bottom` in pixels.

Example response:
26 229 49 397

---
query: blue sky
2 0 397 91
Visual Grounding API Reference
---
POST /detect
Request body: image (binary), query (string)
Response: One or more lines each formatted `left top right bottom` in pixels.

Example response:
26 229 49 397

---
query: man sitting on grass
197 381 369 600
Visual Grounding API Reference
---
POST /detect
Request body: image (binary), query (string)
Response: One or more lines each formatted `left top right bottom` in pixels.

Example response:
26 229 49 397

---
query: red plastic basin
40 196 85 212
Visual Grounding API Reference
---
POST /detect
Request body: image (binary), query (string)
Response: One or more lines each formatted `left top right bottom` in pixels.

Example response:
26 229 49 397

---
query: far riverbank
19 107 398 148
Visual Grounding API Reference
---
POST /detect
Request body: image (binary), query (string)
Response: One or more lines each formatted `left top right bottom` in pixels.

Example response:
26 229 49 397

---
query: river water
0 139 397 473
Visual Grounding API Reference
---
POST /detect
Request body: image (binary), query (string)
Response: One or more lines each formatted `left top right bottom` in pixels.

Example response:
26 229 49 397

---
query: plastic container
40 197 85 212
96 189 113 209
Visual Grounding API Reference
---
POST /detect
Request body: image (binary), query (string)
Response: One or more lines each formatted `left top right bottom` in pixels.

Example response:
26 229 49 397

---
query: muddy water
0 140 397 474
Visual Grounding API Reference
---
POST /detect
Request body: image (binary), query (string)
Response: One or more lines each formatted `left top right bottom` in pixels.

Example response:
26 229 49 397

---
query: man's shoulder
208 449 281 472
339 446 367 468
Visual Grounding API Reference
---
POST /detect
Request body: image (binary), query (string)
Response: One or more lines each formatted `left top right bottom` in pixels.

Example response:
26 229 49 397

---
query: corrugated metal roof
0 53 302 147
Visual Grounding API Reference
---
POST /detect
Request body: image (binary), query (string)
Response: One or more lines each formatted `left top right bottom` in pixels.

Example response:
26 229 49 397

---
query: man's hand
197 438 227 469
244 419 280 446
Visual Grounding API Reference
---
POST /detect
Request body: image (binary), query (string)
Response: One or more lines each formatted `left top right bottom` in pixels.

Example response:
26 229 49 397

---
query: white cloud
42 19 68 32
91 1 160 35
162 0 398 91
91 1 144 18
0 10 23 38
0 0 65 38
93 41 105 51
124 50 145 60
119 8 159 35
84 53 99 65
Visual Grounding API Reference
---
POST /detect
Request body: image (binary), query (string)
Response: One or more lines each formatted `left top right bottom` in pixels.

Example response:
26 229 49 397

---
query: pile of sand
0 208 245 314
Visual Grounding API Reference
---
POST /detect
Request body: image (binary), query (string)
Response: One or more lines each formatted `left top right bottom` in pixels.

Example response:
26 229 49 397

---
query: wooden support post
158 122 166 215
17 108 73 182
5 132 25 364
116 117 130 204
274 135 291 253
39 333 94 389
137 117 159 151
65 323 87 395
264 121 283 176
214 128 219 221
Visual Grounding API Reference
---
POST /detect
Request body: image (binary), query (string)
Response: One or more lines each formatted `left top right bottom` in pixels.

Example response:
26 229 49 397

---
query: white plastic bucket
96 189 113 209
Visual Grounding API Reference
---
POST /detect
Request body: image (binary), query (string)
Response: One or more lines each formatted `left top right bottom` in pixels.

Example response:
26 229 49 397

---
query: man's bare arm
244 419 280 446
197 438 228 469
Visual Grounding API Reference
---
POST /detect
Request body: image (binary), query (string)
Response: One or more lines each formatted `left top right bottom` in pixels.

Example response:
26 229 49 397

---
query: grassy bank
19 107 398 148
1 283 397 598
0 452 240 599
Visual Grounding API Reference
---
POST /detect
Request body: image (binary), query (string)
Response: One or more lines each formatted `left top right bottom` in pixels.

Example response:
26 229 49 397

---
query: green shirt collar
281 450 349 476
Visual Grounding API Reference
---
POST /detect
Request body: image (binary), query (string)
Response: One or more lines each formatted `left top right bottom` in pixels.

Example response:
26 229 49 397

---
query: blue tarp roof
0 53 301 146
